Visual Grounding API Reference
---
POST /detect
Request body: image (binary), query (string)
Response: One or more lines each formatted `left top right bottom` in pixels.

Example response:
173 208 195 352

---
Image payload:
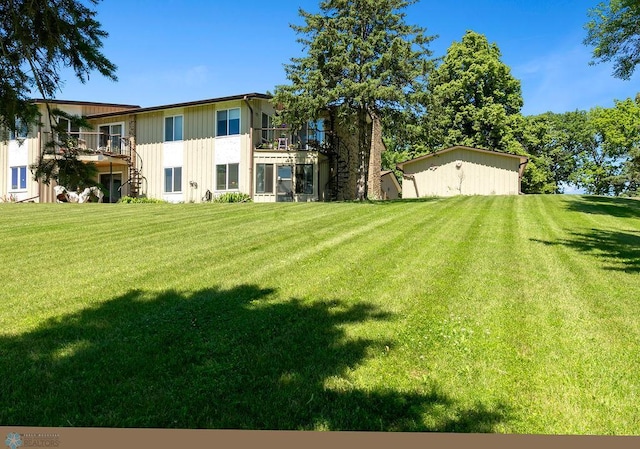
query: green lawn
0 195 639 433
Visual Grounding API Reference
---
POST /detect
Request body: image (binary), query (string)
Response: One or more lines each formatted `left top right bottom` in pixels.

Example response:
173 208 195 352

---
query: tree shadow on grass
0 285 509 431
564 195 640 219
531 228 640 273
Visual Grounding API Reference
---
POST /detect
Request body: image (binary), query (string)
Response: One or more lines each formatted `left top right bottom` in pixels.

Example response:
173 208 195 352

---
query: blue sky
54 0 639 116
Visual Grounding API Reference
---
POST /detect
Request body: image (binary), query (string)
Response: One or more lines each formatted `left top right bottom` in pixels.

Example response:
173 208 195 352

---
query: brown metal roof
396 145 528 170
86 92 272 119
31 99 141 110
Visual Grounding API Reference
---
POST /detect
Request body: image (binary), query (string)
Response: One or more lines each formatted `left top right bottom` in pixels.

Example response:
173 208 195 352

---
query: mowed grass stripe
1 195 639 433
127 202 406 292
0 203 366 322
350 197 514 394
507 196 640 434
243 199 450 297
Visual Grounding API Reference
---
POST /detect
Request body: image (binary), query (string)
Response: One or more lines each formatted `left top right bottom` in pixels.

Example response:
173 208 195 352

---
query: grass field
0 195 639 434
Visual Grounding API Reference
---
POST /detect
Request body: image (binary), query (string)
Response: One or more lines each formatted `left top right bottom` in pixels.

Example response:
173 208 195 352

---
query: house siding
0 101 140 202
133 112 164 200
3 96 343 204
126 100 254 202
183 105 216 202
253 150 328 203
2 125 42 202
380 172 401 200
0 138 7 200
402 148 522 198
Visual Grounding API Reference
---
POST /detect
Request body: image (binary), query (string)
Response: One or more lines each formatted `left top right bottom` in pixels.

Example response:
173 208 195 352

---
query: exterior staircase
323 134 351 201
121 136 145 198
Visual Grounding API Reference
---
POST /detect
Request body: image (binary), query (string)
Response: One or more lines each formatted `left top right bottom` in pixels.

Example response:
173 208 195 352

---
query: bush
212 192 252 203
119 196 166 204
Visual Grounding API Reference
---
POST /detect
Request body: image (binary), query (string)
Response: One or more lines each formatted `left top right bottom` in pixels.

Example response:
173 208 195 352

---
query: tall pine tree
274 0 435 200
1 0 117 191
0 0 117 135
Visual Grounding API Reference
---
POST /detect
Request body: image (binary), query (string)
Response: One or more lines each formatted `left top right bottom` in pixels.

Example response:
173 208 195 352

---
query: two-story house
1 93 346 203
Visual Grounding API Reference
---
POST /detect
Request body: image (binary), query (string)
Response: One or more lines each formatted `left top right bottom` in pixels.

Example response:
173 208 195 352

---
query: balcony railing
255 126 329 151
42 131 131 157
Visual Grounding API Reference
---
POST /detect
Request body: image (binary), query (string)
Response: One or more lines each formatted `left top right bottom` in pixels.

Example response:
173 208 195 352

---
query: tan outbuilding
380 170 401 200
396 146 528 198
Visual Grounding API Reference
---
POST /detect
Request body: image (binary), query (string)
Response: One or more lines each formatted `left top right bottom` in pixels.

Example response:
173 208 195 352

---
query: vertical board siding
184 104 215 199
405 148 521 197
26 134 40 200
5 98 283 203
135 112 164 199
82 104 138 116
0 139 7 199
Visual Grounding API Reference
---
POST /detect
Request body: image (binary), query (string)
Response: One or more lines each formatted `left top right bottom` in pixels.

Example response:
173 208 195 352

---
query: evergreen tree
1 0 116 188
273 0 435 200
1 0 116 133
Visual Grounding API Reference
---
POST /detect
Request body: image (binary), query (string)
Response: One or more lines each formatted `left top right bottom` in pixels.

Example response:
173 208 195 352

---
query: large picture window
165 116 184 142
216 163 239 190
256 163 274 194
217 108 240 137
10 166 27 190
164 167 182 193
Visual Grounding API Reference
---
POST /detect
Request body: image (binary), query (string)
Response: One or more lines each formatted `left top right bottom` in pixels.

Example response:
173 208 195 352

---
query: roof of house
86 92 272 119
381 170 402 192
396 145 528 171
32 99 141 110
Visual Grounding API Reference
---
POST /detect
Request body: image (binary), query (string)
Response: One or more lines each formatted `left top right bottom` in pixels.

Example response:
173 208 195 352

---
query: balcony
42 131 131 156
255 124 329 152
41 131 133 167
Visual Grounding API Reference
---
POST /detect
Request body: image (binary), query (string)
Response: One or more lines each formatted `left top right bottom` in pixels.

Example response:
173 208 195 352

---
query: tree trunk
356 107 369 201
367 109 382 200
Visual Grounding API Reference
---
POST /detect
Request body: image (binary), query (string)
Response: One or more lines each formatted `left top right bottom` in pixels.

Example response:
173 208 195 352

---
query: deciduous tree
584 0 640 80
425 30 524 155
517 112 582 194
557 98 640 196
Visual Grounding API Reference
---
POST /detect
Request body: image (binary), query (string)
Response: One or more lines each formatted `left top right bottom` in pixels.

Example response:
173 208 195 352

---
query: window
276 165 293 202
216 163 239 190
165 116 183 142
297 119 326 149
261 113 274 143
307 119 326 148
295 164 314 194
99 124 123 152
57 118 80 137
9 119 28 140
164 167 182 193
217 108 240 137
256 163 274 194
10 166 27 190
